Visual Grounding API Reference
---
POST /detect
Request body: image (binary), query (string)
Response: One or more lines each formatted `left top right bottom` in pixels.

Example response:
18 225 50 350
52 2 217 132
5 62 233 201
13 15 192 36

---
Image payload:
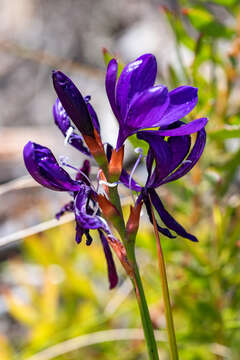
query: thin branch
0 213 74 248
104 278 133 316
0 166 100 195
0 39 104 77
24 328 166 360
0 175 39 196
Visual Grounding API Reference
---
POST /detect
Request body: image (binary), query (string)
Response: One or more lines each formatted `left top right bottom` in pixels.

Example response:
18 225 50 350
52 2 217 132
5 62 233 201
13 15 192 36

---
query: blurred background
0 0 240 359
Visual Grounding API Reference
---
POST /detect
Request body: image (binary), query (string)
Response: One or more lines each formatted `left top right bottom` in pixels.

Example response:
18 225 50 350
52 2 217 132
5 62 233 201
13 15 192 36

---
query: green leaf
184 7 235 39
102 48 124 78
206 0 238 7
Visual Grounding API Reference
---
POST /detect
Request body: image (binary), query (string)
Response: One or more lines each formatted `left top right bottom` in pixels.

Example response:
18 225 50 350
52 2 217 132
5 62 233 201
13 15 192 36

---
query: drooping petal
137 130 191 188
53 97 70 134
53 98 91 156
140 192 176 238
74 185 114 237
119 169 142 192
155 117 208 137
84 96 101 134
56 201 74 220
99 230 118 289
23 142 81 191
160 86 198 126
85 230 93 246
105 59 120 121
75 222 84 244
76 159 91 184
137 132 173 186
160 128 207 185
149 189 198 242
116 85 169 149
167 135 191 173
52 71 94 137
116 54 157 120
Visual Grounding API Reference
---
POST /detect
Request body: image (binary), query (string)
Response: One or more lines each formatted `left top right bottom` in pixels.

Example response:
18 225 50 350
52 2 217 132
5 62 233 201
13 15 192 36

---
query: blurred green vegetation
1 0 240 359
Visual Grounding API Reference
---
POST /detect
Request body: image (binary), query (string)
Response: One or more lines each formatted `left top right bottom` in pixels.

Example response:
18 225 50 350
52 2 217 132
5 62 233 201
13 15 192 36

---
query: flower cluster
23 53 207 288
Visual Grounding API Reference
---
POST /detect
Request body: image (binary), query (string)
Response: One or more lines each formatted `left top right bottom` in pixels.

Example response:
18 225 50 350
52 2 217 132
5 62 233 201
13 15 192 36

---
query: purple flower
23 142 118 289
52 71 95 137
53 98 91 156
125 121 207 242
105 53 207 149
105 53 207 241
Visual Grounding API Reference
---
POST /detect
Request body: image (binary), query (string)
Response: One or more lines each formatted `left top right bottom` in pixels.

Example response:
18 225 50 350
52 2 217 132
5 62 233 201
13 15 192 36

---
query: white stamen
129 147 143 204
92 203 99 216
59 156 96 192
59 156 77 169
64 127 74 146
98 180 119 188
182 160 192 164
95 170 118 198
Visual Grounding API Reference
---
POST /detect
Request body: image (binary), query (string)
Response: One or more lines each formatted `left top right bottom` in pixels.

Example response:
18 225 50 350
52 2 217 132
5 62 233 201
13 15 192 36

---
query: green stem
149 196 179 360
130 251 160 360
105 173 159 358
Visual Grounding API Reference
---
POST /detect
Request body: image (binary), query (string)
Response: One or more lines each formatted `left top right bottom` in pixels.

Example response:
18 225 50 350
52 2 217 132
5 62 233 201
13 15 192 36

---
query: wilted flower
23 142 118 289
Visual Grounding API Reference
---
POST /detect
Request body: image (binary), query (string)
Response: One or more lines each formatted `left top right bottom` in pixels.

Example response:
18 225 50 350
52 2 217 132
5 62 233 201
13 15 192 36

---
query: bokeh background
1 0 240 359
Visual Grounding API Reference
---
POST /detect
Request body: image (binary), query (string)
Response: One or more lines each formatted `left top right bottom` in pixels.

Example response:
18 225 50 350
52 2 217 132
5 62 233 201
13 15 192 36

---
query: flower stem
106 182 159 358
149 196 179 360
130 251 160 360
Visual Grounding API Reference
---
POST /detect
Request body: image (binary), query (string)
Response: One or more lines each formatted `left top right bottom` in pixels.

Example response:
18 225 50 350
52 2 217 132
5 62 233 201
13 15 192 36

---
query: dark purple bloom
23 141 81 192
53 98 91 156
52 70 95 137
130 122 207 242
23 142 118 289
105 53 207 242
105 53 203 149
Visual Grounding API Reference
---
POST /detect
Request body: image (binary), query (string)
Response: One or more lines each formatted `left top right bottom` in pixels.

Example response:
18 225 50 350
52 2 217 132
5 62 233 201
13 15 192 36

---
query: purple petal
156 118 208 136
119 169 142 192
85 96 101 134
75 222 84 244
126 85 169 128
76 159 91 184
138 130 192 188
23 142 81 191
56 201 74 220
106 143 113 162
52 71 94 137
141 192 176 239
137 132 173 186
105 59 120 121
85 230 93 246
53 98 91 156
116 54 157 120
161 128 207 185
99 230 118 289
149 189 198 242
160 86 198 126
116 85 169 149
74 185 113 237
53 97 70 134
151 135 191 188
